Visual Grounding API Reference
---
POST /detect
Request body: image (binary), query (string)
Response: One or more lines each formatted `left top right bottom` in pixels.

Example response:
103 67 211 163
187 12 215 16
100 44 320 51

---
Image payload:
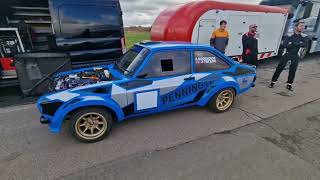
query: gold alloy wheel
75 112 108 140
216 89 234 111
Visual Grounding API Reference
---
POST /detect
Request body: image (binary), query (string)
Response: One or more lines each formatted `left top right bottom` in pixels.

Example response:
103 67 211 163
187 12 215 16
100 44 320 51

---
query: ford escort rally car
37 41 256 143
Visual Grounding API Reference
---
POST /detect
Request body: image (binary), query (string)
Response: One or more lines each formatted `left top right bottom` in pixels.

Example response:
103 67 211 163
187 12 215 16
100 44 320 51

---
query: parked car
37 41 257 143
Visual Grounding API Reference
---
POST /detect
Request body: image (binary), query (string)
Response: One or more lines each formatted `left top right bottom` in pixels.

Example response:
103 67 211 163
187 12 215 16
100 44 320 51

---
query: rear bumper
252 76 257 87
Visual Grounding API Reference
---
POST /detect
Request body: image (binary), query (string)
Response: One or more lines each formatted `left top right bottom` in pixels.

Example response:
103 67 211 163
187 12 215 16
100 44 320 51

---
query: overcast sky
120 0 262 26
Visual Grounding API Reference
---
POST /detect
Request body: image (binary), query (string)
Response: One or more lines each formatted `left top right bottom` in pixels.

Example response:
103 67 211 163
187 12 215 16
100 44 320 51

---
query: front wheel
208 88 235 113
70 107 113 143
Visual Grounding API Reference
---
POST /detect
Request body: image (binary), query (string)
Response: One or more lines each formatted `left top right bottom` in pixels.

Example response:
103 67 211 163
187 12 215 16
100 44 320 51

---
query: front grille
41 101 63 116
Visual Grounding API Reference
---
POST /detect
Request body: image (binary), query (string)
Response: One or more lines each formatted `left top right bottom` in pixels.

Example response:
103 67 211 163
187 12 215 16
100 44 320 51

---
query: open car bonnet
53 65 117 91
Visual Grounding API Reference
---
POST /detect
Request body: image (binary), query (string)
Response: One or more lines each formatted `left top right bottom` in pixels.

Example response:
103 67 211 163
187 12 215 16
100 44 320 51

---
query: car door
192 50 231 98
125 50 195 115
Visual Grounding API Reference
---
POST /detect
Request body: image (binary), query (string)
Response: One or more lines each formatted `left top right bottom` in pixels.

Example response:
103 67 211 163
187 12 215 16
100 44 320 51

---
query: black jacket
242 33 258 57
283 32 308 56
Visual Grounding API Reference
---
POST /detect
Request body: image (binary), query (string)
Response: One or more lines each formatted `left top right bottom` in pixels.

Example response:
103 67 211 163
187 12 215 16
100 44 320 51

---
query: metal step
7 5 52 52
1 70 17 79
9 16 51 22
31 26 52 34
11 6 49 11
8 20 51 24
0 78 19 87
34 44 50 51
13 12 50 17
33 36 49 43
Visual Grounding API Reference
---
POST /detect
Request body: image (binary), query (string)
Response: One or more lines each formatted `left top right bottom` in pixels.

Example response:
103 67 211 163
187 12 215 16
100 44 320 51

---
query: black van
0 0 125 69
49 0 126 68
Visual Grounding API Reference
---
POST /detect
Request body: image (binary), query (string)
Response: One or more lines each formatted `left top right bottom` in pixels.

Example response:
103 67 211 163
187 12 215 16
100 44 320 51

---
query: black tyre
70 107 113 143
208 88 235 113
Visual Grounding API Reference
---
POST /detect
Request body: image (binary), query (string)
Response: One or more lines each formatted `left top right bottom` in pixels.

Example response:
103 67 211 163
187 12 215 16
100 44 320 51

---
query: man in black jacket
269 22 308 91
242 24 259 66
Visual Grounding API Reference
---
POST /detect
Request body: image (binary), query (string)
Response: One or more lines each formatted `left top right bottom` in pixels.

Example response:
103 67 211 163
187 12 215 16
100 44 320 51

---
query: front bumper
40 116 51 124
39 114 61 133
37 97 66 133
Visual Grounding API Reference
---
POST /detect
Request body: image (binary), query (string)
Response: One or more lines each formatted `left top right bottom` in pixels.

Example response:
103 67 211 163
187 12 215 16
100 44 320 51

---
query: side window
194 51 230 73
139 51 191 78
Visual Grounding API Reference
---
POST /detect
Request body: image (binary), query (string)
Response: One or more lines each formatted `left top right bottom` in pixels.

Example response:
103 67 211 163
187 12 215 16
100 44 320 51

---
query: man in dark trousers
242 24 259 66
269 22 307 91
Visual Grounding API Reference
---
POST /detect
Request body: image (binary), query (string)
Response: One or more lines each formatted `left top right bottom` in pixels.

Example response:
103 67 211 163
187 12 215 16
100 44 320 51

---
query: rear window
58 5 121 38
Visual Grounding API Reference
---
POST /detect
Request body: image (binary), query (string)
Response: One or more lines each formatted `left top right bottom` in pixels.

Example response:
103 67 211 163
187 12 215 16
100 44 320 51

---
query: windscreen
116 45 150 76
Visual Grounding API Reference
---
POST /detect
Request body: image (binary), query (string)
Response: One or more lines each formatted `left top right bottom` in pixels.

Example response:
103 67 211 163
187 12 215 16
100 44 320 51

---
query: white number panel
136 91 158 111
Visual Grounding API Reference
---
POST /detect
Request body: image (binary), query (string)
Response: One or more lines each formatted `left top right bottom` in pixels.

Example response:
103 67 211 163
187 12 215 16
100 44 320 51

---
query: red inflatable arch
151 0 288 42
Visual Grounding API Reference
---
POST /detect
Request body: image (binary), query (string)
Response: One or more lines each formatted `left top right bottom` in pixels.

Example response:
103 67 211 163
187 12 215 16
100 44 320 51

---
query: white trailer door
197 19 216 45
226 12 286 58
192 9 287 59
226 15 259 56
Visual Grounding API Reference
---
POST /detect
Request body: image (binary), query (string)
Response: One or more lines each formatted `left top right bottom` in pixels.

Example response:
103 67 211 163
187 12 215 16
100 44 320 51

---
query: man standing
210 20 229 54
269 22 307 91
242 24 259 66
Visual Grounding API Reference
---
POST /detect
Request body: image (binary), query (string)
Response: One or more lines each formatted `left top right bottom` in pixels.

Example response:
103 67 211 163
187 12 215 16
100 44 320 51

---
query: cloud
120 0 261 26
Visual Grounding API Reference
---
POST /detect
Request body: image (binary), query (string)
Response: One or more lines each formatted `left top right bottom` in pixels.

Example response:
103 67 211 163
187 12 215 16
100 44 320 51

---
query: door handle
184 77 195 81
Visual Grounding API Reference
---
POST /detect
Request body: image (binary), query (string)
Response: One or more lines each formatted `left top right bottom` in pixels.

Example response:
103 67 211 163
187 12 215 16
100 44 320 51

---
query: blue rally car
37 41 256 143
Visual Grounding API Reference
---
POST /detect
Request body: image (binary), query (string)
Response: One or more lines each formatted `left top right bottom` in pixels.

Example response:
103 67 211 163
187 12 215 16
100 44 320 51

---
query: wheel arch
65 105 119 123
207 87 236 113
49 99 125 133
198 83 239 106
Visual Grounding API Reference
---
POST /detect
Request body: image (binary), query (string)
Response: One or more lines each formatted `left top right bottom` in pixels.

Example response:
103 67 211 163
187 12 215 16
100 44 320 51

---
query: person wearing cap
242 24 259 66
210 20 229 54
269 21 308 91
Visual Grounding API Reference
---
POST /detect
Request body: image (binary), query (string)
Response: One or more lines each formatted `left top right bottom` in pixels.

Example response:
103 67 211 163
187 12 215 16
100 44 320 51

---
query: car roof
136 41 211 50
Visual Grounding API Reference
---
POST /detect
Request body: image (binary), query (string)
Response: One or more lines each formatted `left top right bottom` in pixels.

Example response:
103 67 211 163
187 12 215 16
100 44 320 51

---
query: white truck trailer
151 0 320 61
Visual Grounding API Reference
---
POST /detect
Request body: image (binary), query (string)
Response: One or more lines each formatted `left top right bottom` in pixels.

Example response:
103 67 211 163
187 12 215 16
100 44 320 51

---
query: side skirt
124 103 199 120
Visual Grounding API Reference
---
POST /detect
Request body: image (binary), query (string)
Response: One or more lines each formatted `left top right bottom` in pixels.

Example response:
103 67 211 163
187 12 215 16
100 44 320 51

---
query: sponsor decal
222 76 236 82
46 91 80 102
242 78 248 84
237 76 254 89
195 57 217 64
161 80 214 104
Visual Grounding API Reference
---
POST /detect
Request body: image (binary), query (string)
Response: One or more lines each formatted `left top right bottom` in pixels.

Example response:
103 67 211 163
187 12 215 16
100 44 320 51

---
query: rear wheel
70 107 113 143
208 88 235 113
